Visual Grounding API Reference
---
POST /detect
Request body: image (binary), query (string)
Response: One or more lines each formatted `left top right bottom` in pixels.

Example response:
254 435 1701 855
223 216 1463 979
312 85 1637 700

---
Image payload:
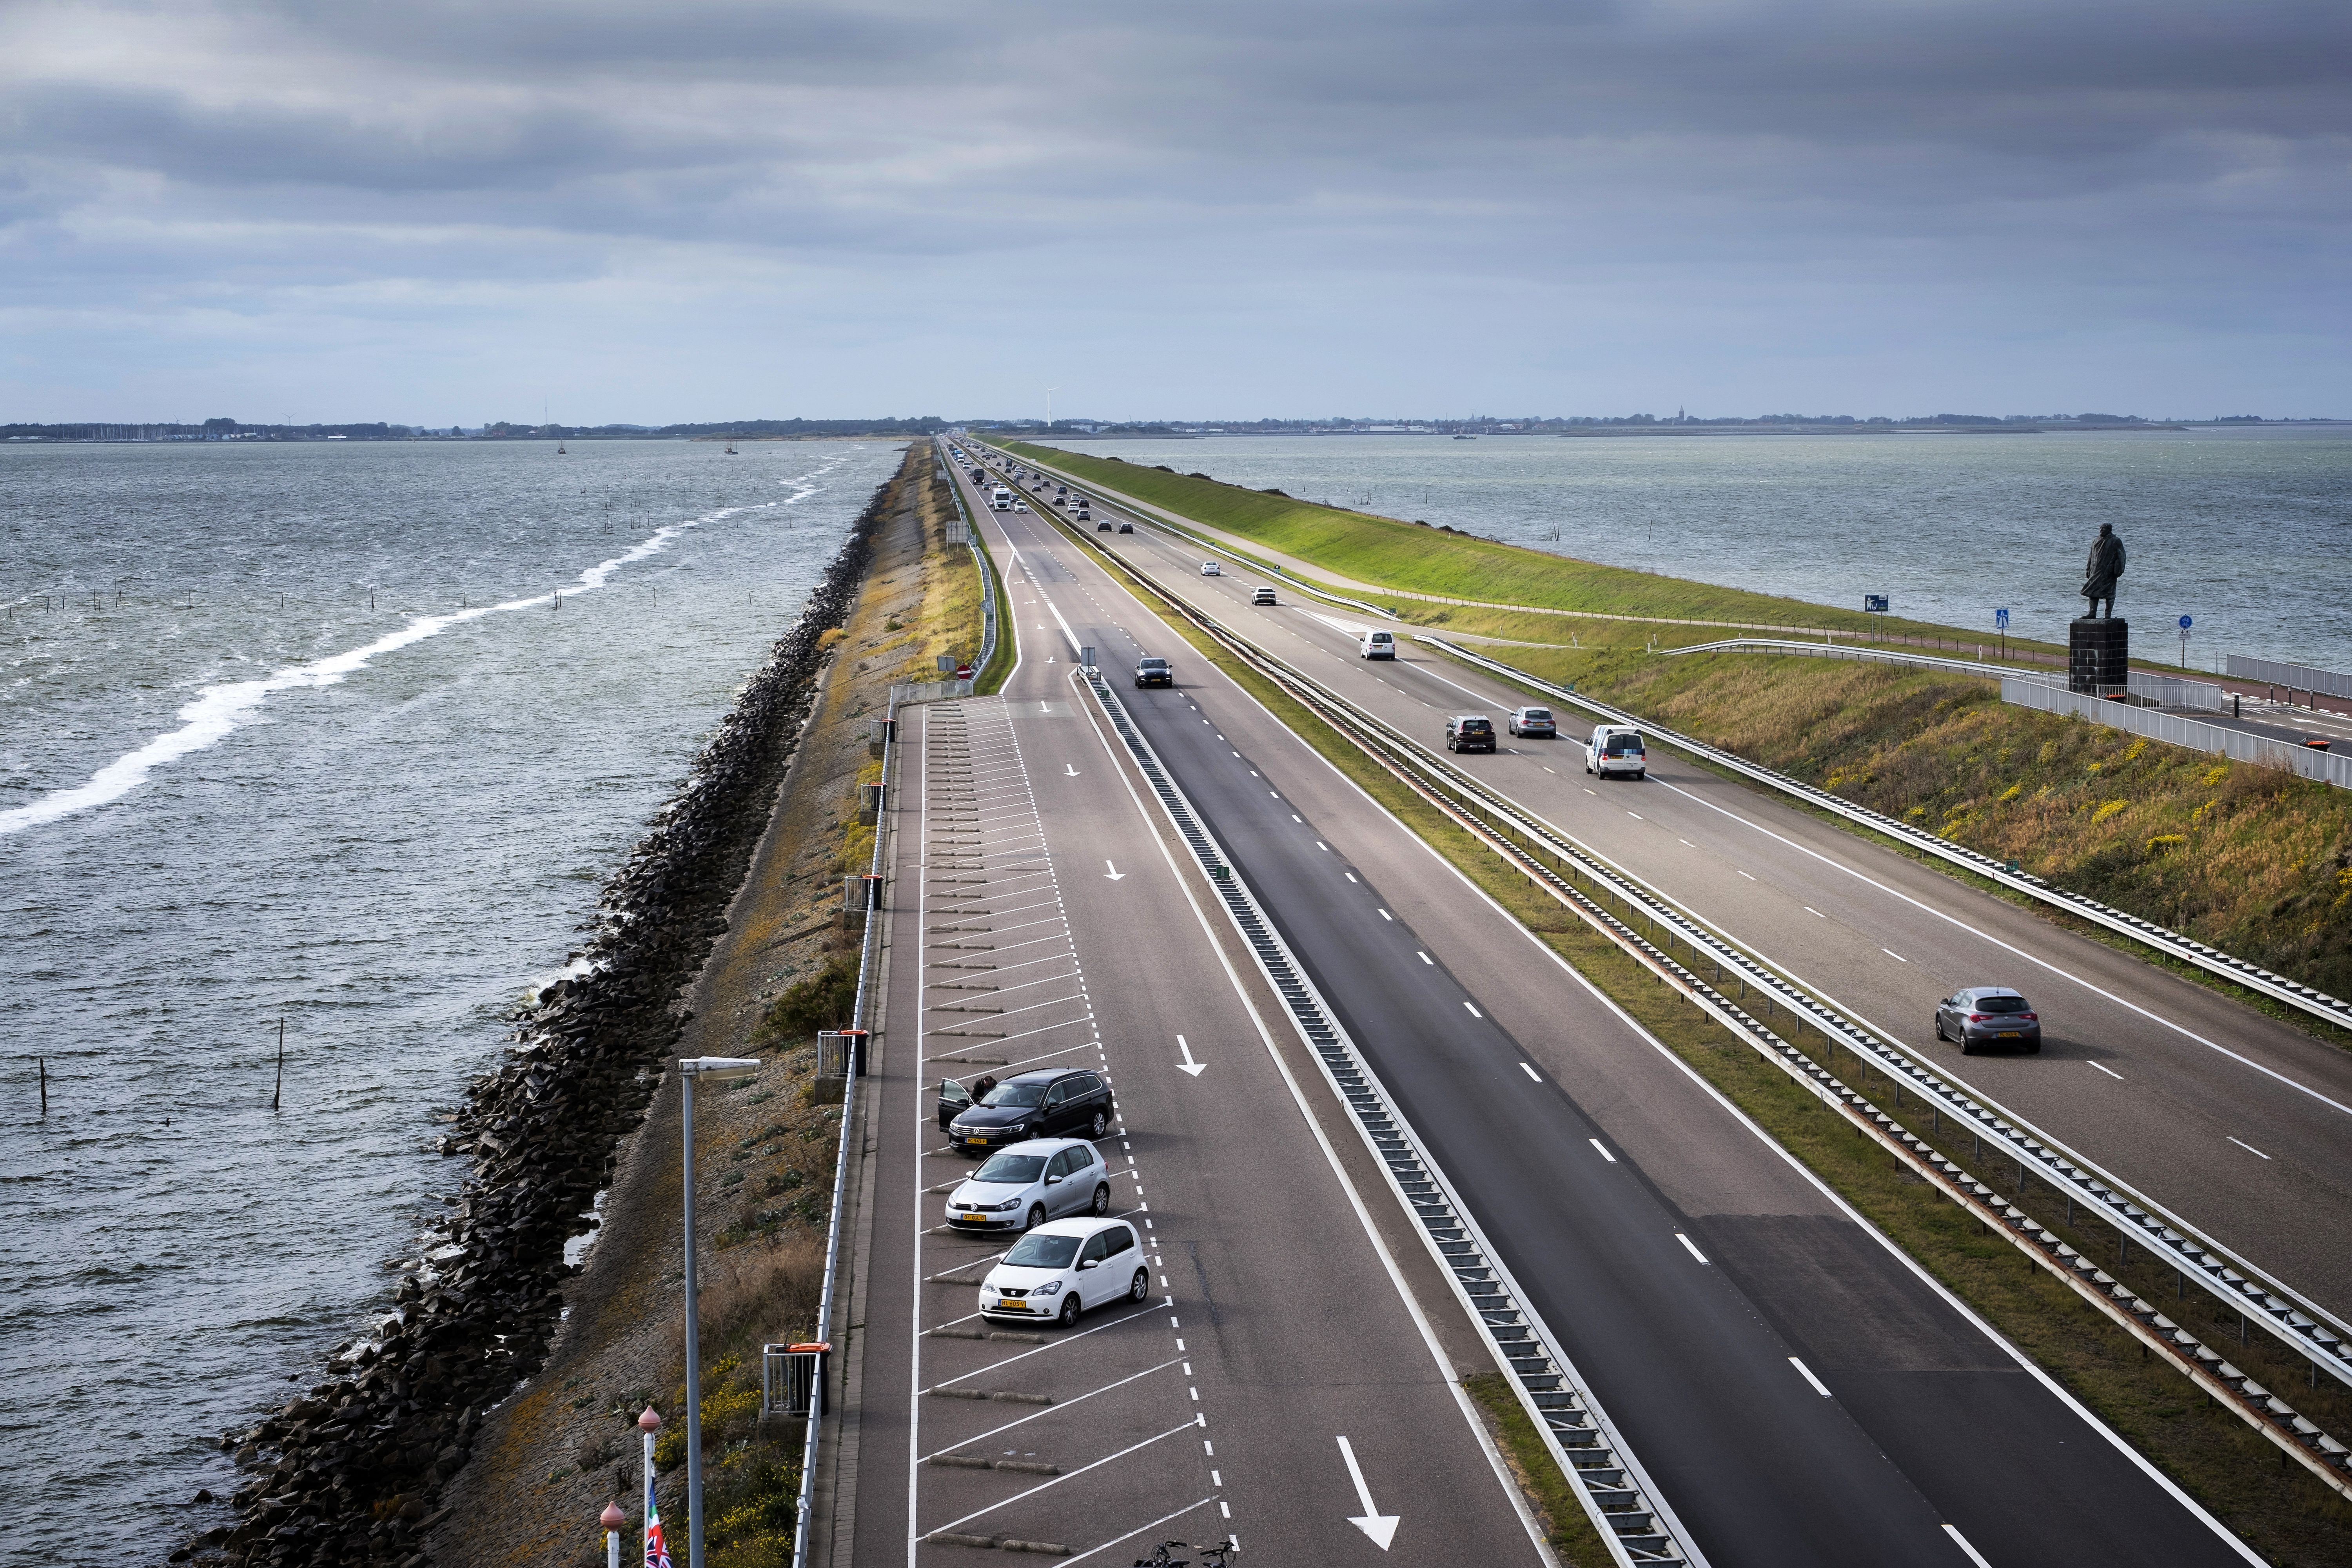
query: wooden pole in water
38 1056 45 1116
272 1020 284 1110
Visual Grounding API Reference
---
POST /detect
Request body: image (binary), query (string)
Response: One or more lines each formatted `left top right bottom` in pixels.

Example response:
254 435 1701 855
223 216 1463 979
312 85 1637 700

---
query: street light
679 1055 762 1568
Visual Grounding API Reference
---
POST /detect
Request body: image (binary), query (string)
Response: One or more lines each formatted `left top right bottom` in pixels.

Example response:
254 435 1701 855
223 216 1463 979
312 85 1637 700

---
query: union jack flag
644 1494 673 1568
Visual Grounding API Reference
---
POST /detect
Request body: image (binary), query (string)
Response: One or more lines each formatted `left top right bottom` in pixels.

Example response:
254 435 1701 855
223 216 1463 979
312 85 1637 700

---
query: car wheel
1932 1016 1945 1042
1960 1039 1977 1056
1057 1293 1081 1328
1090 1109 1109 1138
1129 1268 1149 1303
1025 1203 1045 1231
1091 1183 1111 1216
1635 769 1646 779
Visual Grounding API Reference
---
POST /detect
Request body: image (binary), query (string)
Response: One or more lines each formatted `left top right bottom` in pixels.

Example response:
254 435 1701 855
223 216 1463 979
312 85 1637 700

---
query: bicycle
1133 1540 1236 1568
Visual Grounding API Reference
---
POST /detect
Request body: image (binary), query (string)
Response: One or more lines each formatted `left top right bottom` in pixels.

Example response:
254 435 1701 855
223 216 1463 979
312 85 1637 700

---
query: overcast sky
4 0 2347 423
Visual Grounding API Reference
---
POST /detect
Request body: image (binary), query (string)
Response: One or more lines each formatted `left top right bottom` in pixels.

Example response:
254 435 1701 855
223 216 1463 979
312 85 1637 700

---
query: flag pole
639 1407 661 1563
603 1502 624 1568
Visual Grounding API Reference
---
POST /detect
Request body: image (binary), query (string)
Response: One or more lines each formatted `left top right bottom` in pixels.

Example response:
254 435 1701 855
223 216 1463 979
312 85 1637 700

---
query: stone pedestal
2070 617 2128 694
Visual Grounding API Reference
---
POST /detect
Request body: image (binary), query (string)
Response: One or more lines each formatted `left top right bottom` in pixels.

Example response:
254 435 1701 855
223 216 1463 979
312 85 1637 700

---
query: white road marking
1465 1002 1484 1018
1883 949 1908 962
1518 1062 1539 1081
1344 872 1358 883
2229 1137 2273 1160
1803 906 1825 918
1316 841 1330 851
1788 1357 1833 1398
1675 1232 1710 1265
1416 951 1433 965
1943 1523 1995 1568
1588 1138 1616 1163
1736 869 1755 880
2090 1062 2125 1080
1378 909 1393 921
1627 812 1643 820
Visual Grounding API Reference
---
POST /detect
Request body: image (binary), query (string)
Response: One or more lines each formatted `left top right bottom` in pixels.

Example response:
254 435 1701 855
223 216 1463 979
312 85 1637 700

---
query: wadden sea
0 438 901 1561
1049 426 2352 666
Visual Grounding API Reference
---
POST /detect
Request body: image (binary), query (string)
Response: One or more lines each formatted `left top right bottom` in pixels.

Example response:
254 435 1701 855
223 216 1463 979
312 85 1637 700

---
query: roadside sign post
1995 607 2009 661
2178 614 2193 670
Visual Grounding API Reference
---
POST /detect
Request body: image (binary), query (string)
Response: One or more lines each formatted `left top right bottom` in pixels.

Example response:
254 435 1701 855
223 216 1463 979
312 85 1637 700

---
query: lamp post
602 1501 625 1568
679 1055 762 1568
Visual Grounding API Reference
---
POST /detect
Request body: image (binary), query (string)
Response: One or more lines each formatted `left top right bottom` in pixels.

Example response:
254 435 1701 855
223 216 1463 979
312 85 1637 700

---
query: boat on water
723 439 739 455
1452 434 1476 440
556 441 568 454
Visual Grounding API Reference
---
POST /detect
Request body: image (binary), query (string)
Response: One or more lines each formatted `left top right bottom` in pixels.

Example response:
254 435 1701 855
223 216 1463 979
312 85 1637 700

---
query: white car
1014 501 1031 512
981 1217 1151 1328
1586 724 1647 779
1200 561 1221 576
945 1140 1109 1234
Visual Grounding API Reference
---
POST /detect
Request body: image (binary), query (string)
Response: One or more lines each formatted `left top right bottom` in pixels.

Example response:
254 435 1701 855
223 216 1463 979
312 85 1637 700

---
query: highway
924 452 2262 1566
988 445 2352 1333
848 646 1550 1561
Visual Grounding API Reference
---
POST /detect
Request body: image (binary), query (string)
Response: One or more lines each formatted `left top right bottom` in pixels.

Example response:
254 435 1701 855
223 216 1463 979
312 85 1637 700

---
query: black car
940 1068 1117 1152
1116 523 1134 534
1097 521 1114 531
1136 656 1174 688
1445 713 1497 753
1934 987 2043 1054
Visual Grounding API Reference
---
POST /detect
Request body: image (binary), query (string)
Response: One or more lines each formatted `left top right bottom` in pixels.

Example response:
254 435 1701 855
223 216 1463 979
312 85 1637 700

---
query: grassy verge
1461 1373 1612 1566
1005 440 2060 653
1048 512 2352 1564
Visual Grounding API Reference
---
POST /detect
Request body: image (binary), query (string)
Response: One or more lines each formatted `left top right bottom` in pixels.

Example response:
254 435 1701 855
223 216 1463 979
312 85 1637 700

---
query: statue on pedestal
2081 523 2125 619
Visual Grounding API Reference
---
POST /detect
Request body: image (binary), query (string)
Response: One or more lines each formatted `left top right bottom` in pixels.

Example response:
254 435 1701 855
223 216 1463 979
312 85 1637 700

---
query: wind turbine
1045 386 1060 430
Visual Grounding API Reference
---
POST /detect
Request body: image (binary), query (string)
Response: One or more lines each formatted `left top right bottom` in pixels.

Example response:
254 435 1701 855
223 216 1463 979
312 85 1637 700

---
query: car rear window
1522 710 1551 721
982 1082 1047 1107
1462 720 1492 732
975 1153 1048 1183
1602 734 1643 755
1104 1225 1136 1254
1976 995 2031 1013
1003 1233 1082 1269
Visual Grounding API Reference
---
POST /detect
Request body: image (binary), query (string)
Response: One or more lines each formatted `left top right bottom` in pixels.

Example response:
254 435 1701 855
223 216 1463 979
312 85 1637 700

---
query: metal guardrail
1667 636 2234 711
1429 637 2352 1031
789 679 895 1568
1081 670 1696 1568
941 455 1002 683
1031 514 2352 1490
2230 653 2352 702
2005 676 2351 788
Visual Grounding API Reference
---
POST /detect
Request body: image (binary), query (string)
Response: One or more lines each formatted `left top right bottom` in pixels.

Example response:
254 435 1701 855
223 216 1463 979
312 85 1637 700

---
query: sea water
0 438 901 1559
1047 426 2352 668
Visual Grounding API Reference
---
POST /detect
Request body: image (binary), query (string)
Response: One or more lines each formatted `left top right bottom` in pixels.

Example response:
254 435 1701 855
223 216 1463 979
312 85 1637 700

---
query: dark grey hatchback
1934 987 2042 1054
940 1068 1117 1153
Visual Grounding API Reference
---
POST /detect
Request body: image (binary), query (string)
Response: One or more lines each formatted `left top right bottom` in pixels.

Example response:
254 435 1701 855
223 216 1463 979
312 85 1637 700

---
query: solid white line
1675 1232 1710 1265
1378 909 1393 921
2229 1137 2274 1160
1787 1357 1833 1398
2091 1062 2125 1080
1417 951 1433 965
926 1419 1200 1537
1058 1498 1223 1567
1884 949 1908 963
1736 868 1755 880
1465 1002 1484 1018
1802 906 1825 918
1942 1522 1995 1568
1519 1062 1540 1081
1588 1138 1616 1163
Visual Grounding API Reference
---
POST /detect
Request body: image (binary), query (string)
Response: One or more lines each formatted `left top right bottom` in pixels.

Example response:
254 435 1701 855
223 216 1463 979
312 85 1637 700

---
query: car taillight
2019 1013 2036 1022
1969 1013 1988 1022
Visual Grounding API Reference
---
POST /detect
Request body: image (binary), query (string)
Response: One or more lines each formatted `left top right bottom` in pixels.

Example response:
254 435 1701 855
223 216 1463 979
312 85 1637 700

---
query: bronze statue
2081 523 2125 619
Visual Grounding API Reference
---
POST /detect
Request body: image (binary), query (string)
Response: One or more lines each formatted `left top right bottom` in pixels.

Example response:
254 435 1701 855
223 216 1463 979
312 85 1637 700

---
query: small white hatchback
980 1217 1150 1328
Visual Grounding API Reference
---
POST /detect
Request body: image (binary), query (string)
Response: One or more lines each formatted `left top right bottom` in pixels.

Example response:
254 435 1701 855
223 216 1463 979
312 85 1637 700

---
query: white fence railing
2228 653 2352 701
2001 677 2351 788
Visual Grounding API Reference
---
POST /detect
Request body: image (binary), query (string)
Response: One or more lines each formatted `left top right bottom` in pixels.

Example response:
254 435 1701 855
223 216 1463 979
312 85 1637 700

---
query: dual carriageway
835 441 2352 1567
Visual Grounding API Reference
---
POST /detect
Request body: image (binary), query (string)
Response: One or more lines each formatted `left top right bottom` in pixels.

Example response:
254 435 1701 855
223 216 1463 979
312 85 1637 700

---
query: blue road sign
1995 608 2010 630
2179 614 2194 630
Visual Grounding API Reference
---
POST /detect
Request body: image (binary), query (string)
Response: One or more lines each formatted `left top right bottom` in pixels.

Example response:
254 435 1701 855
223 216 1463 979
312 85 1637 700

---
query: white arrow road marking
1336 1436 1398 1550
1176 1035 1206 1078
1104 860 1125 881
1065 763 1080 776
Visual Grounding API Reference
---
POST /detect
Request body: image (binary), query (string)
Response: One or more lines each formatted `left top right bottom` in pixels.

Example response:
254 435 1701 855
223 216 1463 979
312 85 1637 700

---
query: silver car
944 1138 1111 1233
1933 987 2043 1054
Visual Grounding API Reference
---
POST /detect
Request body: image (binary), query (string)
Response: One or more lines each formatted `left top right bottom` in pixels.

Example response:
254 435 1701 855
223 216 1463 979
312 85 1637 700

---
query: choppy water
1047 427 2352 668
0 438 901 1560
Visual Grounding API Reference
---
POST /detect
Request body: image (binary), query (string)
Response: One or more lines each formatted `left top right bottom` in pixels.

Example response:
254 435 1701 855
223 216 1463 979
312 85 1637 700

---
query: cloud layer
4 0 2347 420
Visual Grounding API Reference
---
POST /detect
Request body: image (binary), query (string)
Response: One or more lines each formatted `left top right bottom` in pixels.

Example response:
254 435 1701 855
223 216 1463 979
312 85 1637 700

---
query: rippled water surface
1047 427 2352 666
0 438 901 1559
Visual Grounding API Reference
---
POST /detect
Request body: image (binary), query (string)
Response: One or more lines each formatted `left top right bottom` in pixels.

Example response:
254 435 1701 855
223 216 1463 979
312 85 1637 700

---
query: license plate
996 1301 1029 1312
966 1137 988 1145
961 1213 986 1223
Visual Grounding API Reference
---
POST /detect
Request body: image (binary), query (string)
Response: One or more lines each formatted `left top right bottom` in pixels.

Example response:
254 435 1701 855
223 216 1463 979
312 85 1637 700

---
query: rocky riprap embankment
184 472 900 1568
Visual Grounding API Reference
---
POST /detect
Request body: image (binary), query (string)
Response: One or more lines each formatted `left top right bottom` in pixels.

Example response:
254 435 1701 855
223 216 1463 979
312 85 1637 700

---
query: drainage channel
1082 671 1698 1568
1041 514 2352 1497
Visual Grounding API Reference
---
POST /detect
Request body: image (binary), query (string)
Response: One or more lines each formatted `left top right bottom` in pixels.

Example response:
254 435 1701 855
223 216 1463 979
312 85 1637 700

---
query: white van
1360 629 1396 660
1586 724 1646 779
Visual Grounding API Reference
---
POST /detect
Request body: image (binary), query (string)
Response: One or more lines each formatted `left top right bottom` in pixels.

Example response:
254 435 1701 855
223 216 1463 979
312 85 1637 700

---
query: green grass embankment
1005 441 2058 654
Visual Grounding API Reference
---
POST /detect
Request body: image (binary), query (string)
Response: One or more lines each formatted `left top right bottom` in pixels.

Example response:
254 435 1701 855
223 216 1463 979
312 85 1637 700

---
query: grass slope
1007 440 2054 651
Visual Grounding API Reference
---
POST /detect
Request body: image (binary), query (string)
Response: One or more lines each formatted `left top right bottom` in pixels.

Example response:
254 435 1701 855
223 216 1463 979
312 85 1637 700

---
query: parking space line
924 1419 1203 1539
1518 1062 1540 1081
2091 1062 2125 1080
1788 1357 1833 1398
931 1305 1164 1386
1675 1232 1710 1264
1058 1497 1224 1566
1588 1139 1616 1163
